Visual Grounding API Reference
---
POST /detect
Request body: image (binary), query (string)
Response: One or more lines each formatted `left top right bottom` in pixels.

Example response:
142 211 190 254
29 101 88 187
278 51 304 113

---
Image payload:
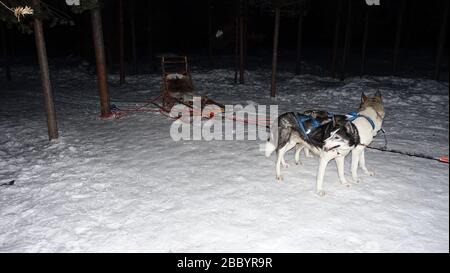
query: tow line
367 146 448 164
106 97 448 164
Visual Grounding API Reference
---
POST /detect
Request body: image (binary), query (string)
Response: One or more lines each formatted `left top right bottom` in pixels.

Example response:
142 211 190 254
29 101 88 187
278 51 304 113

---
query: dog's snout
324 145 340 152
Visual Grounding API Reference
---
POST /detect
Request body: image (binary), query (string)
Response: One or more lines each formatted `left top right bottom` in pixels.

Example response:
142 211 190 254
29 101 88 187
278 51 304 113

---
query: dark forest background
1 0 449 79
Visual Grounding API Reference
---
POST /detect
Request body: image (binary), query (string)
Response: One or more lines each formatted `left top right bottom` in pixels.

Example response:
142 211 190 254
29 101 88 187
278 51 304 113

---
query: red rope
103 94 273 130
110 95 163 120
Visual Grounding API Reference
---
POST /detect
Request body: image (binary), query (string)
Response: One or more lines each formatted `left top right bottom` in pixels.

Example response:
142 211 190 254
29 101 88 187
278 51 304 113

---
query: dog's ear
329 128 340 138
361 92 368 103
345 122 354 135
375 90 382 102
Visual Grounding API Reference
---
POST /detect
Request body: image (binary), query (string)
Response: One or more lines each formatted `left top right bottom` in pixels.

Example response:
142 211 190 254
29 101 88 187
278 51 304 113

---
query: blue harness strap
295 111 376 140
346 112 376 130
296 115 310 139
296 114 322 140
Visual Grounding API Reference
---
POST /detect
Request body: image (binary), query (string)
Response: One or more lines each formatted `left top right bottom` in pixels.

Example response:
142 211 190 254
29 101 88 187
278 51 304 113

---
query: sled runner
160 56 224 113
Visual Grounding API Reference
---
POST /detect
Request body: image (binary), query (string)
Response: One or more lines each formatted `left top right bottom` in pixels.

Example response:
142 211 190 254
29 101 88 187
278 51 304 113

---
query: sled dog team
265 91 385 196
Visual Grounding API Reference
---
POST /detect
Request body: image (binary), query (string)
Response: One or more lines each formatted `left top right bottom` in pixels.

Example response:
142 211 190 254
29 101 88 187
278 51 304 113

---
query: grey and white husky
265 91 385 196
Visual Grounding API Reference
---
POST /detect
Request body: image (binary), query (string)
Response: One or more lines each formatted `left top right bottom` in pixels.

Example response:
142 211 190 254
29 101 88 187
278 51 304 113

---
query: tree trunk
243 3 248 67
234 16 239 84
239 6 245 84
104 20 114 74
360 7 370 77
271 8 281 98
118 0 125 84
31 0 58 140
393 0 406 75
208 3 214 67
340 0 352 81
295 3 304 75
8 24 15 59
331 0 343 78
91 7 112 118
147 0 154 73
130 0 137 74
434 0 449 81
0 22 11 81
404 0 415 60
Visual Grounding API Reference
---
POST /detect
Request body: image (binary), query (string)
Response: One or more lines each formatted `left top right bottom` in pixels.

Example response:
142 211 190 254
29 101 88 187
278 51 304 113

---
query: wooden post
0 22 11 81
118 0 125 84
91 7 112 118
331 0 343 78
434 0 449 81
234 16 239 84
340 0 352 81
393 0 406 75
31 0 58 140
271 8 281 98
239 0 245 84
295 2 304 75
208 2 214 67
360 7 370 77
130 0 137 74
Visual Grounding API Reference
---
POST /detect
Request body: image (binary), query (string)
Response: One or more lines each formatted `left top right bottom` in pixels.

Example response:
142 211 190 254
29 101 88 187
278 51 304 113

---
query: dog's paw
295 160 303 166
276 175 284 182
365 170 375 177
340 181 352 187
351 177 363 184
316 190 326 197
282 162 289 169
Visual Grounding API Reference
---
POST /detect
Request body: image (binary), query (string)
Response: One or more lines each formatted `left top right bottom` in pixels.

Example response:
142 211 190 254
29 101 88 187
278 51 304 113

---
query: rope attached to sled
103 96 448 164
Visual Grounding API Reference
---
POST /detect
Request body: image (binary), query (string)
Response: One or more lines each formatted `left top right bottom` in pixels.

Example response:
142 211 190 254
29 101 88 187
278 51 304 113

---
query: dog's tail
265 129 277 158
265 140 276 158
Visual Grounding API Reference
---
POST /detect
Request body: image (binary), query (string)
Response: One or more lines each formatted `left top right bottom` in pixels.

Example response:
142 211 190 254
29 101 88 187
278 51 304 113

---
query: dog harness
345 112 376 130
295 111 376 141
295 112 334 140
296 115 318 140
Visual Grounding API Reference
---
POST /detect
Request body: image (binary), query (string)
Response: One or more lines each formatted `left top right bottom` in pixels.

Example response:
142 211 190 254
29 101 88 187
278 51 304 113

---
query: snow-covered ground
0 62 448 252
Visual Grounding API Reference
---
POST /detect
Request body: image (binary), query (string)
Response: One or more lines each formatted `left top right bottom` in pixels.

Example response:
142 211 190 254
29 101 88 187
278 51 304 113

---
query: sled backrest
161 56 195 93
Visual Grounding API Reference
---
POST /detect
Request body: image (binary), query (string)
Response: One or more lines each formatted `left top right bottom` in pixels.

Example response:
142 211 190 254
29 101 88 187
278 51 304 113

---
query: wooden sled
160 56 224 114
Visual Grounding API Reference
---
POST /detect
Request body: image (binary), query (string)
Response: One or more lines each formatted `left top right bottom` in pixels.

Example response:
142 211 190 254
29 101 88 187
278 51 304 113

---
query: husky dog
348 91 385 185
265 91 385 196
277 110 334 166
265 111 356 184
